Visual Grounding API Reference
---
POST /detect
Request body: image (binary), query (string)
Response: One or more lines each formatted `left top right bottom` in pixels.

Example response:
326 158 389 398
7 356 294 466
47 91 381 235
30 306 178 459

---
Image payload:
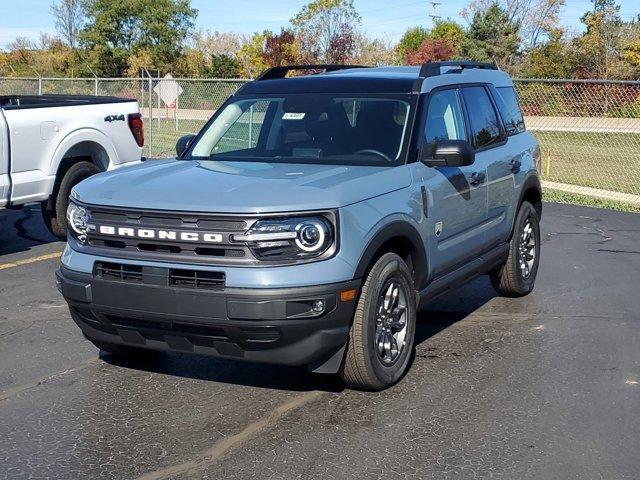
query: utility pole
429 1 441 26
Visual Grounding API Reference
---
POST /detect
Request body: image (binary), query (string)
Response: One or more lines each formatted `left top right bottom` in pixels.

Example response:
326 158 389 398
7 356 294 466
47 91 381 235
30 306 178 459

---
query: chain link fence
1 76 639 212
515 79 640 212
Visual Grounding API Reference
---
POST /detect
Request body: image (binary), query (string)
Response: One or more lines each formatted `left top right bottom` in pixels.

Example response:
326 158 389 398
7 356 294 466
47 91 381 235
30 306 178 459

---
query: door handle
469 171 486 186
510 159 522 173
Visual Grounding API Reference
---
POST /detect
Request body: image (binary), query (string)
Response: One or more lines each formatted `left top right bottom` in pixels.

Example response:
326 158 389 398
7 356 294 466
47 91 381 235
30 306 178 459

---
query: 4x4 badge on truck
435 221 443 237
104 114 125 123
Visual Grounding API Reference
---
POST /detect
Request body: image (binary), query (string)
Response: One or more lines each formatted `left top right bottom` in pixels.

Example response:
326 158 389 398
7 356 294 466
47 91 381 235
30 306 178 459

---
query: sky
0 0 638 48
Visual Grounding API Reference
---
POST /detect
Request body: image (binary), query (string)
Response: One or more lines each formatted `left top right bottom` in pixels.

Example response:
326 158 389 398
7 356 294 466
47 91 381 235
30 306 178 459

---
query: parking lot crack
135 390 324 480
0 357 97 403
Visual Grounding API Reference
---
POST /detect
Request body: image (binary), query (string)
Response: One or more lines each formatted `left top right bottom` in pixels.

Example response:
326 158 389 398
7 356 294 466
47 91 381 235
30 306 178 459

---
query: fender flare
353 219 428 290
509 173 542 238
516 173 542 210
50 128 119 178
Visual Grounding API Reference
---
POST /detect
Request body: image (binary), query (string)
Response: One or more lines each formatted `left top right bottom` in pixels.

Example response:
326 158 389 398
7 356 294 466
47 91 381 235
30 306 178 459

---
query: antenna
429 1 441 25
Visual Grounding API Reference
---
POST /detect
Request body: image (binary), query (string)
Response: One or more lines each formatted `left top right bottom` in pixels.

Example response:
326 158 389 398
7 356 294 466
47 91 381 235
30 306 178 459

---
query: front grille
83 206 257 265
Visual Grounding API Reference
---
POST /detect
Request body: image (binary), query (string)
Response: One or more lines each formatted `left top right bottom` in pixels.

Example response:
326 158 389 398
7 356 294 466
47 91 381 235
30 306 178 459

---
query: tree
50 0 85 48
209 54 241 78
525 0 564 47
350 34 395 66
192 31 247 60
291 0 361 63
462 0 565 47
237 32 269 78
396 27 430 62
572 0 629 79
518 28 576 77
462 2 520 68
80 0 197 76
263 29 299 67
328 24 356 63
406 39 456 65
430 20 464 56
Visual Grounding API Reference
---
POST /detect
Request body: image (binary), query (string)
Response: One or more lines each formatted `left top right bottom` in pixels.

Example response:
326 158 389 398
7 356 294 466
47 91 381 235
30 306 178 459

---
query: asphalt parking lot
1 202 639 479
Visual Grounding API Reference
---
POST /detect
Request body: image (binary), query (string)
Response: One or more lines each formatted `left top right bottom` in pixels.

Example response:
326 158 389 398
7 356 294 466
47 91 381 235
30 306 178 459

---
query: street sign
153 73 183 107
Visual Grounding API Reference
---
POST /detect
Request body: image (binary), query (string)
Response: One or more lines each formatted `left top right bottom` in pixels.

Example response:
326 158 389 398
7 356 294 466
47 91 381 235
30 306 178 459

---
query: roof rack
256 64 368 81
418 61 498 78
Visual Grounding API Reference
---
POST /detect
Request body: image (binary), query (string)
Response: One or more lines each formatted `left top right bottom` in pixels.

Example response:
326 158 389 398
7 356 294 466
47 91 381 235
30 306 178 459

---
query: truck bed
0 95 135 110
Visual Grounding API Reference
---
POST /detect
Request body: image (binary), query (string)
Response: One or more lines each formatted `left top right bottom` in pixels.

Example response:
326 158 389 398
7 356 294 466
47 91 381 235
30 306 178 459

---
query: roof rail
418 61 498 78
256 64 367 81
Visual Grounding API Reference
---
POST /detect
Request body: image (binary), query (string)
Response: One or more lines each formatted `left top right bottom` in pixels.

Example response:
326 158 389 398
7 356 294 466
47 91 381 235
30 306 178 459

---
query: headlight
234 215 334 261
66 201 89 242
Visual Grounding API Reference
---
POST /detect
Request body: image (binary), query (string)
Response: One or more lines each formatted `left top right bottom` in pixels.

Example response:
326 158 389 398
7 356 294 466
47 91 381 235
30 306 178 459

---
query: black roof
236 62 499 96
237 68 419 95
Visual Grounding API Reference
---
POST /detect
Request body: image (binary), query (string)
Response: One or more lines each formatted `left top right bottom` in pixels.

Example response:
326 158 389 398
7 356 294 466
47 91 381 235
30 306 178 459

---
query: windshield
188 93 414 166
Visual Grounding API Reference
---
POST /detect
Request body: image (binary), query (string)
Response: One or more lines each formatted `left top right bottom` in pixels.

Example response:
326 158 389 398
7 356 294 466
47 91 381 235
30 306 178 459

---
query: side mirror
423 140 475 167
176 134 196 157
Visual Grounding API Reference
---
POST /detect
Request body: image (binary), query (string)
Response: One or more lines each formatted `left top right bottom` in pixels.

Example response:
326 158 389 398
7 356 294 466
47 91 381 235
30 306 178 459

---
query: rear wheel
490 201 541 297
42 161 101 239
340 253 416 391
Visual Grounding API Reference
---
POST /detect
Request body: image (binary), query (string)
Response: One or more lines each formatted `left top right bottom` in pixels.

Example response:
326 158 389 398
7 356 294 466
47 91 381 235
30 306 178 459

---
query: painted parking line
0 251 62 271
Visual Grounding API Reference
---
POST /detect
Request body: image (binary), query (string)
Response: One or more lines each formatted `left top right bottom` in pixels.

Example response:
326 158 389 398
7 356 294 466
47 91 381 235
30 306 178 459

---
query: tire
42 161 101 239
490 201 541 297
340 252 417 391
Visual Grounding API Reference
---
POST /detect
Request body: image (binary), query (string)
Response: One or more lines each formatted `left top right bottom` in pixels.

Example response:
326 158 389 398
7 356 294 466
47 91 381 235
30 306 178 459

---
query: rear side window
496 87 526 135
461 86 503 149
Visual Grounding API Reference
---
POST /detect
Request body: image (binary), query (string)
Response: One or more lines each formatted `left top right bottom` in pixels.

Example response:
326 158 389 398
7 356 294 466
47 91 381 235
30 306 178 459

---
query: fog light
312 299 325 313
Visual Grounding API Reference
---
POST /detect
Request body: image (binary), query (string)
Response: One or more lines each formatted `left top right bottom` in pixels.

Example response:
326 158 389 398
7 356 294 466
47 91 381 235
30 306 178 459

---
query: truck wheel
340 253 416 391
490 201 541 297
42 161 101 239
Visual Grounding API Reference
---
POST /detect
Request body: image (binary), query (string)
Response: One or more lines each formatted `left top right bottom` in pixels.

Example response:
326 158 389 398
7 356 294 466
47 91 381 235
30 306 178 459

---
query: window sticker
283 112 306 120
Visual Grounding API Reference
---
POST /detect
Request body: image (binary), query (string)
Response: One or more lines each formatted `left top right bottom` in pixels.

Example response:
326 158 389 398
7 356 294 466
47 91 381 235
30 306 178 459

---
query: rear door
418 87 488 277
460 85 512 248
488 85 530 243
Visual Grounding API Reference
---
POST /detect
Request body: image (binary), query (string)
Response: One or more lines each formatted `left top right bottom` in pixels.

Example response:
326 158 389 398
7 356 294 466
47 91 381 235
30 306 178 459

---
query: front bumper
56 266 359 371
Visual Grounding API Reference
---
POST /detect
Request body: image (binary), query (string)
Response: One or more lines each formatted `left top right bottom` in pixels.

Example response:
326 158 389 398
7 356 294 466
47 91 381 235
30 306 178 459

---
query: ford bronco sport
56 62 542 390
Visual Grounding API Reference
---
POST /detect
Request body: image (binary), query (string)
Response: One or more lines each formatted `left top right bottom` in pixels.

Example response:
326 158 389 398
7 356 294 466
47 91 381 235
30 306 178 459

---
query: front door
417 88 488 278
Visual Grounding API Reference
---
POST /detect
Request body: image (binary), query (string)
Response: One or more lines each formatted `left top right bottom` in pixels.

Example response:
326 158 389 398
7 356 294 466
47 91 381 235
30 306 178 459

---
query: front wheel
490 201 541 297
42 161 101 239
340 253 417 391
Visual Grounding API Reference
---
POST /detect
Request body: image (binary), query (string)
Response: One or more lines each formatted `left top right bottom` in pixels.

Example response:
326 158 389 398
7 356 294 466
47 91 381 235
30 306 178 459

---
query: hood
72 159 412 213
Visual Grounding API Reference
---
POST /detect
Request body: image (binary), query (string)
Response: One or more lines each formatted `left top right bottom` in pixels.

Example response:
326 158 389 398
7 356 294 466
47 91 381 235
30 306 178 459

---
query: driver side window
424 89 466 158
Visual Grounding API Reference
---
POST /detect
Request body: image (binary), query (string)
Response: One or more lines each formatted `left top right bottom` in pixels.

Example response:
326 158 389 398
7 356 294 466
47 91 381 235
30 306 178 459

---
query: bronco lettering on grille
96 225 223 243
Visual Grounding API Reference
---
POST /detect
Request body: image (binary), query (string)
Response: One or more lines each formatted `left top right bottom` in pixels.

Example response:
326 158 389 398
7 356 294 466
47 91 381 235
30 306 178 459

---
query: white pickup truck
0 94 143 237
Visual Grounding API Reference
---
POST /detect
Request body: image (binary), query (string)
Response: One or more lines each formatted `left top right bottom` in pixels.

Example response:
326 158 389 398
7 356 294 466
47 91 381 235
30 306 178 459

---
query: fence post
94 76 98 96
148 75 153 157
38 77 42 95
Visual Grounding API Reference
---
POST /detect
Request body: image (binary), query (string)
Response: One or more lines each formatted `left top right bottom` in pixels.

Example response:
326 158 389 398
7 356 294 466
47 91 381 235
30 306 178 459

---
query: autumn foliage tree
406 39 456 65
263 29 299 66
291 0 360 63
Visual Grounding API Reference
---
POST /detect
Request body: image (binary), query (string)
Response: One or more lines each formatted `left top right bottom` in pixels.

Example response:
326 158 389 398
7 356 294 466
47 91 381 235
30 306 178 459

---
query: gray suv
57 62 542 390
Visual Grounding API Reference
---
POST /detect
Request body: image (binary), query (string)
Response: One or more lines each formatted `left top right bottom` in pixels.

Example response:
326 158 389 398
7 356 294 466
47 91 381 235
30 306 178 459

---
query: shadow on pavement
101 351 348 393
0 204 59 256
100 276 498 393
